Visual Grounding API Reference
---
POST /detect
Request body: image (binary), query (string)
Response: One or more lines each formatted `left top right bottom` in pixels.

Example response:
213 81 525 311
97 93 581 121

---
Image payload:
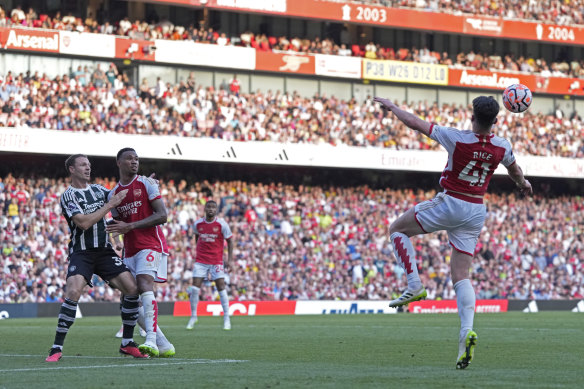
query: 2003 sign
356 6 387 23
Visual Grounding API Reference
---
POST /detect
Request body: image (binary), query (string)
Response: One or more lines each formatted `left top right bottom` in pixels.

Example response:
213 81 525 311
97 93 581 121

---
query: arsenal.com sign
0 28 59 52
408 299 509 314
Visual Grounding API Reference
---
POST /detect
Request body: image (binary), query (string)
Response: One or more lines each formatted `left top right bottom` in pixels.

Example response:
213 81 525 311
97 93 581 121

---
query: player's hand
110 232 124 251
373 97 397 111
518 179 533 196
223 261 230 271
106 219 133 234
108 189 128 208
148 173 159 185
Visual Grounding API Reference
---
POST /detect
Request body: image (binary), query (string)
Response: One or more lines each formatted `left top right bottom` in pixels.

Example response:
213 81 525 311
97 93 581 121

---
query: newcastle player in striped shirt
46 154 148 362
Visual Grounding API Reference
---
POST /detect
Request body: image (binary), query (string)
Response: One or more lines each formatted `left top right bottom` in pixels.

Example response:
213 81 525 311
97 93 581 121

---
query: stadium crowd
327 0 584 25
1 174 583 304
2 6 584 79
1 69 583 158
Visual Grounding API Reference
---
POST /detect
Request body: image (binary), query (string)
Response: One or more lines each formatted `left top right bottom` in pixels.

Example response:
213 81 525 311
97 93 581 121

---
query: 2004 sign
547 26 575 41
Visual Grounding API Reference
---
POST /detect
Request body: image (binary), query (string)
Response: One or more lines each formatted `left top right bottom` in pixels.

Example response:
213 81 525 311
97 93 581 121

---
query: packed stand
0 69 583 158
1 175 583 304
326 0 584 25
2 6 584 79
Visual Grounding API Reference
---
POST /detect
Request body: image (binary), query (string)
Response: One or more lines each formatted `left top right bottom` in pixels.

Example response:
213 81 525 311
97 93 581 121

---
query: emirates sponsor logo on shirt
4 29 59 52
117 200 142 218
200 233 218 242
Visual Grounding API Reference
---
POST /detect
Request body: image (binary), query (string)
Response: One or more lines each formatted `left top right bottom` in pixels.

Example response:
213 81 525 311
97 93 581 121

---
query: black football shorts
67 248 130 286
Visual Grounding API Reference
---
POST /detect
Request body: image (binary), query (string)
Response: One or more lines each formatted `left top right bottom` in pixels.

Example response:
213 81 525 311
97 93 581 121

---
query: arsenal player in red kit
374 96 532 369
107 147 175 358
187 200 234 330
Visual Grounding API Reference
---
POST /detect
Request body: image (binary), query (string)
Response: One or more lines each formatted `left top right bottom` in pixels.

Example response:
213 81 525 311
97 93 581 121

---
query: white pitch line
0 354 210 361
0 359 248 373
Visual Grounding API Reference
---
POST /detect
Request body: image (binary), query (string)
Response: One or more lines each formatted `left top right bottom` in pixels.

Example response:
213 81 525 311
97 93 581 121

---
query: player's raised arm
106 198 168 234
71 189 128 230
374 97 432 137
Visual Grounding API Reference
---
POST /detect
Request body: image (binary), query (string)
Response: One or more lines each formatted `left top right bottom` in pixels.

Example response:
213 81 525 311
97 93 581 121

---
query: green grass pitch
0 312 582 388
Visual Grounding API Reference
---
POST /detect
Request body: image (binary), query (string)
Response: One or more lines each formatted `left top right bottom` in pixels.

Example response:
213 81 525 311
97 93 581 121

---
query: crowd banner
363 59 449 85
0 27 59 53
1 128 583 179
255 51 315 75
59 31 116 58
148 0 584 45
154 39 256 70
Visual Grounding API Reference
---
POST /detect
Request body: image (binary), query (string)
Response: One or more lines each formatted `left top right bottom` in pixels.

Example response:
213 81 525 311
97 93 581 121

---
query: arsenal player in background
186 200 234 331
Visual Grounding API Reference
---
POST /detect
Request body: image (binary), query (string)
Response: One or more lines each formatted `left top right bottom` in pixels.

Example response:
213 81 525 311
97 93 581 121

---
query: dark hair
205 200 218 206
64 154 87 175
116 147 136 161
472 96 499 129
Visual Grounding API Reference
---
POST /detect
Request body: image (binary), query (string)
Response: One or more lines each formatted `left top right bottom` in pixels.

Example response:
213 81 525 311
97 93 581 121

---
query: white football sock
219 289 230 322
188 286 200 318
390 232 422 290
454 279 476 340
140 291 158 345
137 306 171 348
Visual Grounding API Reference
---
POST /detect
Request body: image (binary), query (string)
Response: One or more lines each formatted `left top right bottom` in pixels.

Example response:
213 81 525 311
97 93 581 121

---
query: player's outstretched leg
456 330 478 369
389 232 425 307
186 285 200 330
388 286 427 308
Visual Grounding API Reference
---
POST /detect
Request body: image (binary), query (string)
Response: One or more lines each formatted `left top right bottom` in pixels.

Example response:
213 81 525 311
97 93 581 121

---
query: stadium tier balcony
323 0 584 25
0 71 583 158
2 5 584 80
1 176 582 303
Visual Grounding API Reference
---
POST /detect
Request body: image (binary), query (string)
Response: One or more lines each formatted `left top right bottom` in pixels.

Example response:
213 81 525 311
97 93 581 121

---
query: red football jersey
429 124 516 197
194 217 232 265
108 175 168 257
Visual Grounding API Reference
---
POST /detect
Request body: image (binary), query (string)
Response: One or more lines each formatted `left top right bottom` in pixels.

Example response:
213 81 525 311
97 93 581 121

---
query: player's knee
389 220 405 236
124 283 139 296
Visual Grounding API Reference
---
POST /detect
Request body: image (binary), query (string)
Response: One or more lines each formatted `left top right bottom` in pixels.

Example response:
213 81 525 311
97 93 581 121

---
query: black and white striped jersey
60 184 112 254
